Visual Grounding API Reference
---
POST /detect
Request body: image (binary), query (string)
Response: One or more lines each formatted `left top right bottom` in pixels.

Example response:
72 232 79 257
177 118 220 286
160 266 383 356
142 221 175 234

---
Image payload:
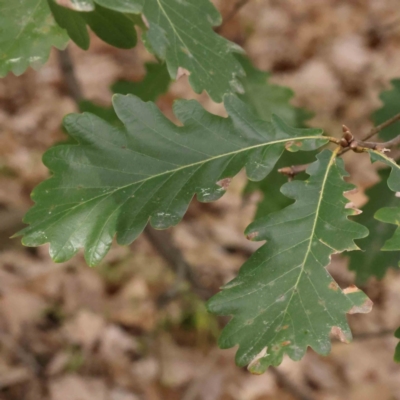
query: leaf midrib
32 135 327 225
280 149 338 326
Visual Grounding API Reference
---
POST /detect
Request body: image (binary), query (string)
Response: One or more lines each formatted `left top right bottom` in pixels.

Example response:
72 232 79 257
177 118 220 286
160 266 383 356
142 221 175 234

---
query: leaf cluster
2 1 400 372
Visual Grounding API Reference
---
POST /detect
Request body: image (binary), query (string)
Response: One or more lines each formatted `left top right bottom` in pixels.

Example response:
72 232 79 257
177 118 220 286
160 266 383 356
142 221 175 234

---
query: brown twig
144 227 213 303
270 367 315 400
362 111 400 142
278 164 310 178
280 119 400 177
57 48 83 103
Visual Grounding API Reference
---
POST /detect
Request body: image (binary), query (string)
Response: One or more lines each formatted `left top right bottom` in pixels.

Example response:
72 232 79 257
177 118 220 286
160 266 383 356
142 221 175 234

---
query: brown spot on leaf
281 341 291 347
345 202 362 215
343 284 358 294
247 347 268 374
330 326 350 343
216 178 232 190
344 188 358 196
176 67 191 80
328 281 339 291
348 298 373 315
282 325 289 330
55 0 93 10
343 285 373 314
246 231 259 241
285 141 294 150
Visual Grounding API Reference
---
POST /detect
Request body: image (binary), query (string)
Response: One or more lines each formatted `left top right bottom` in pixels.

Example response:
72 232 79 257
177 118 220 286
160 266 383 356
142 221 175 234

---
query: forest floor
1 0 400 399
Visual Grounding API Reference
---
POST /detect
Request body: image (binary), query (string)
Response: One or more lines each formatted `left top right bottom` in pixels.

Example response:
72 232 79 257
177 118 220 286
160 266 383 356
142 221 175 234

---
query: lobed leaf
79 61 171 123
238 55 316 218
348 168 400 282
111 62 170 102
207 150 371 373
18 95 327 266
140 0 245 102
0 0 69 77
49 0 138 50
237 54 312 127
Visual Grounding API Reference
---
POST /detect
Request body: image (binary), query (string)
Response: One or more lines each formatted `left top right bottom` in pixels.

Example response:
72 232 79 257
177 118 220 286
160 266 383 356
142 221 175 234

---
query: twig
356 134 400 151
270 367 315 400
362 111 400 142
278 164 309 179
215 0 251 33
57 48 83 103
280 121 400 177
351 329 394 341
144 227 213 303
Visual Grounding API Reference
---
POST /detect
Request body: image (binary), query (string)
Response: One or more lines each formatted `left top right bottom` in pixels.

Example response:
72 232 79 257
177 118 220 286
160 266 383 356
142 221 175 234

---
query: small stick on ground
270 367 316 400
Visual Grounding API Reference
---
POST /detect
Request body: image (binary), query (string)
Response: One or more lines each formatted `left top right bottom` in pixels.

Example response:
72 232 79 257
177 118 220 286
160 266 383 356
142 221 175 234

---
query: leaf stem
280 117 400 178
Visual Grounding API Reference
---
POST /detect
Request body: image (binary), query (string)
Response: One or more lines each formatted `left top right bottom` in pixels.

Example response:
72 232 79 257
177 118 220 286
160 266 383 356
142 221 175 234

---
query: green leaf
78 100 120 125
52 0 95 12
237 54 312 128
207 150 371 373
51 1 138 50
18 95 327 266
79 61 170 123
141 0 245 102
48 0 90 50
0 0 69 77
374 79 400 140
52 0 245 101
395 328 400 363
245 151 317 219
81 3 137 49
111 62 170 102
93 0 143 13
348 168 400 282
238 55 315 218
369 151 400 252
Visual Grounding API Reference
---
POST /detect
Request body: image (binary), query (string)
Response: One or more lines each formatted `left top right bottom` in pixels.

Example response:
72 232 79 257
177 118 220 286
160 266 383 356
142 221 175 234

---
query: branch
356 134 400 151
144 227 213 303
280 122 400 177
278 164 309 179
270 367 315 400
57 48 83 103
362 111 400 142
